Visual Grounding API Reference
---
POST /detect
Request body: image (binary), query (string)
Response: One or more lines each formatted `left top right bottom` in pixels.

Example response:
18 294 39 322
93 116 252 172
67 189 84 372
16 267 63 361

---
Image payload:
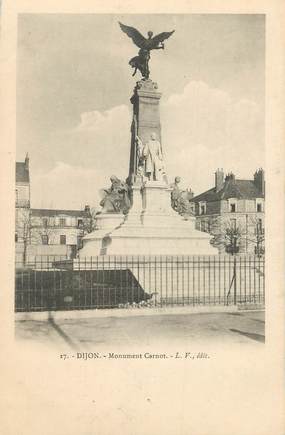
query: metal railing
15 255 265 312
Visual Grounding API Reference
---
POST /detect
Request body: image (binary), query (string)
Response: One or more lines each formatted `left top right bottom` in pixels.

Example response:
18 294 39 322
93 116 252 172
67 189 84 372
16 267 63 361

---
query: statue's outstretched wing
119 22 146 49
150 30 175 48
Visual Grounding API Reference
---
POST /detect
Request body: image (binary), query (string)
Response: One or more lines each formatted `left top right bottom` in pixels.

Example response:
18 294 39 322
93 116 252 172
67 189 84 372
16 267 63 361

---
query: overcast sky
17 14 265 209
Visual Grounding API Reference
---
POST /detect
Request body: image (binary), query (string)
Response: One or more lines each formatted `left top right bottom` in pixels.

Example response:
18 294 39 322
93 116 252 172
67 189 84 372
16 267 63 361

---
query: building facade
28 207 92 260
15 154 31 262
190 169 265 255
16 156 92 264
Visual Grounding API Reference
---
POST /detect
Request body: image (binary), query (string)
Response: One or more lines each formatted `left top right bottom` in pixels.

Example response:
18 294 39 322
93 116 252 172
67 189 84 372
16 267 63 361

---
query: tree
16 211 58 265
223 226 242 255
246 215 265 256
15 208 32 266
76 207 98 250
77 207 97 234
209 216 245 255
208 215 265 256
30 217 56 246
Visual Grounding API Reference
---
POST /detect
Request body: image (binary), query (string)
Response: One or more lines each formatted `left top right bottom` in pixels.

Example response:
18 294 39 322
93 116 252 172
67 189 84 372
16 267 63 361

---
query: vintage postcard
1 1 284 434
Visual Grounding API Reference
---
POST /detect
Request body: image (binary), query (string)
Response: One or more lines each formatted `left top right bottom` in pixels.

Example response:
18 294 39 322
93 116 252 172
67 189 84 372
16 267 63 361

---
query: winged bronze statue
119 22 175 79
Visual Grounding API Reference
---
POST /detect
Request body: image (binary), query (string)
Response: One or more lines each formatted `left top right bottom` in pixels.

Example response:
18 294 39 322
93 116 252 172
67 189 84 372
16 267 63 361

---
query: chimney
186 188 194 200
215 168 224 192
253 168 265 195
24 153 29 170
225 172 235 183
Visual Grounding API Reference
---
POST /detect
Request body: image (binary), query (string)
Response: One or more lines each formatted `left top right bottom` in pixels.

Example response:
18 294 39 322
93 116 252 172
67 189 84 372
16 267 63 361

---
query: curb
15 305 239 321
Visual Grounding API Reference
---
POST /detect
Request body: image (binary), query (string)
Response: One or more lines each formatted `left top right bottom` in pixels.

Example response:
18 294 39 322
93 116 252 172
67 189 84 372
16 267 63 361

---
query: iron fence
15 255 265 312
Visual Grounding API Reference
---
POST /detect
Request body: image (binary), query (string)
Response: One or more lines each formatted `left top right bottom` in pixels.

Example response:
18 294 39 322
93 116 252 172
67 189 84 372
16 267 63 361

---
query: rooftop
191 179 264 203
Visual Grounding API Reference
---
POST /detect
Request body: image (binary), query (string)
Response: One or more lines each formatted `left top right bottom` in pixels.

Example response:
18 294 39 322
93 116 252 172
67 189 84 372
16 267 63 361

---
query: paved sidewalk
15 310 265 350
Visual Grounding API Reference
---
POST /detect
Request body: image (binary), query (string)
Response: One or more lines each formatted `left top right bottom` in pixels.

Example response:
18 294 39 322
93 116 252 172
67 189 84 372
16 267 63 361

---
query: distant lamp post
226 234 238 305
232 235 239 255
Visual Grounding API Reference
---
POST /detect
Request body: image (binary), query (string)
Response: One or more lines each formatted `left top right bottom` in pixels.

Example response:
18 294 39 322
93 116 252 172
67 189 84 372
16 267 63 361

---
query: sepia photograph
1 2 285 435
14 14 266 349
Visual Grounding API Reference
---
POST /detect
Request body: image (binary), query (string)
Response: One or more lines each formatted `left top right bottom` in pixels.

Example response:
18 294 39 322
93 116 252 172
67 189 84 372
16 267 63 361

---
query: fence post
233 255 237 305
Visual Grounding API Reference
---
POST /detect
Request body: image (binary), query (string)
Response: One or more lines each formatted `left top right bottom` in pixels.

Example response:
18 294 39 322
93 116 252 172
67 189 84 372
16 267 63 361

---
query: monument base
79 181 217 256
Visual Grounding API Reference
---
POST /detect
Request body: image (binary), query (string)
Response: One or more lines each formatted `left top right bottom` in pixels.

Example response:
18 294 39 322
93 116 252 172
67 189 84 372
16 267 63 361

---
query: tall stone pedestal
79 79 217 257
129 79 162 184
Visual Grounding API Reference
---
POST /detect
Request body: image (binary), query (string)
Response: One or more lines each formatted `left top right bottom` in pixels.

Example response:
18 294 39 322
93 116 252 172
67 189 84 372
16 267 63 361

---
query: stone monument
79 24 217 256
170 176 194 216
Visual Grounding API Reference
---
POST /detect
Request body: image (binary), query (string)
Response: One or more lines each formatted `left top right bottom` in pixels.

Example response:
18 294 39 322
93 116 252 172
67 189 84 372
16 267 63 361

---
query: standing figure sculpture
136 132 166 181
119 22 175 79
135 135 145 177
100 176 130 214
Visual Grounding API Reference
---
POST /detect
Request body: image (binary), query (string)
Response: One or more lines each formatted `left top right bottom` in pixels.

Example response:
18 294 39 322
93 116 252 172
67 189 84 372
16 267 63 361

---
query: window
15 233 18 242
60 235 66 245
230 219 237 230
41 235 48 245
199 202 206 215
77 219 83 228
59 218 66 227
42 218 48 228
256 199 264 212
256 218 264 234
201 221 206 232
77 236 83 249
15 189 19 201
228 199 237 213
